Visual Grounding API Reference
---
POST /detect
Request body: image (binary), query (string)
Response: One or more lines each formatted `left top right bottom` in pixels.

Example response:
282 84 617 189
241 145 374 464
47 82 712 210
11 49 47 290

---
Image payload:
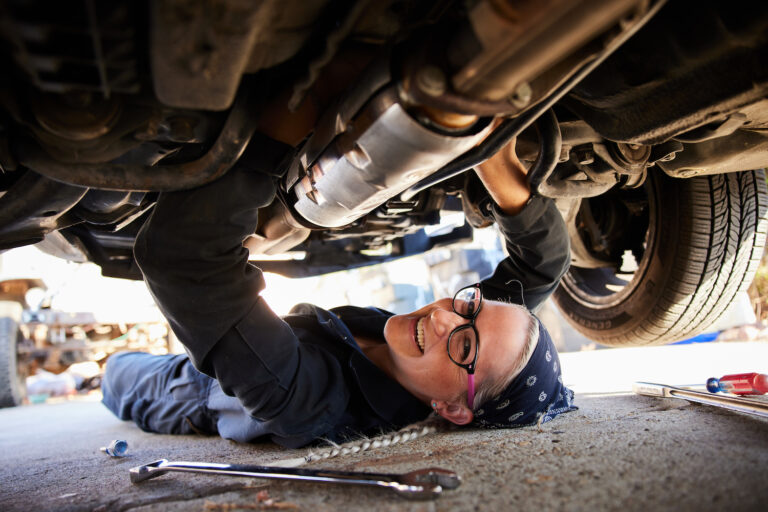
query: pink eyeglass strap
467 373 475 409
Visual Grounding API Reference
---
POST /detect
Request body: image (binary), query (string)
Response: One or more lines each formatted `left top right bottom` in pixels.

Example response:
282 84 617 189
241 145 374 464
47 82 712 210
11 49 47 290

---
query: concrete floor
2 343 768 512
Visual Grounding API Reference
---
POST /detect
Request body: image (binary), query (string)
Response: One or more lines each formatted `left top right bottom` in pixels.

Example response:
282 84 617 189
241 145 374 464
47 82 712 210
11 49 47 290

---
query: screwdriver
706 373 768 395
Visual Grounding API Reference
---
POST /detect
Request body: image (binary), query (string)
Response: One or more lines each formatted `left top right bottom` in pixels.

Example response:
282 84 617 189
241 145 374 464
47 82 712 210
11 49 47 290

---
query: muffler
289 89 491 228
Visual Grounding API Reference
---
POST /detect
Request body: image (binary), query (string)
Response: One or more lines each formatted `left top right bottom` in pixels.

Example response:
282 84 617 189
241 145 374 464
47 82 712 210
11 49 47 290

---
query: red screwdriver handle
717 373 768 395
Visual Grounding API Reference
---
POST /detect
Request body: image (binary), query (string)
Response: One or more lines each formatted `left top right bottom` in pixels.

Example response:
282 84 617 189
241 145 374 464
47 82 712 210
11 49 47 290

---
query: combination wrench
130 459 461 500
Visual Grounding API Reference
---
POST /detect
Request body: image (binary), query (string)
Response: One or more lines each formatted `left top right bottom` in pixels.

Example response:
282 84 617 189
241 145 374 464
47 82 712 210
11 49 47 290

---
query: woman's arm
473 139 532 215
133 140 348 440
474 138 571 311
133 162 278 370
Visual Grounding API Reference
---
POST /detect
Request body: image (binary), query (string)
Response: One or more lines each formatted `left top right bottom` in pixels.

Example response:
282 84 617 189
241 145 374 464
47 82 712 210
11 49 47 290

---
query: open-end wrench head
390 467 461 498
406 467 462 490
389 481 442 500
130 459 170 483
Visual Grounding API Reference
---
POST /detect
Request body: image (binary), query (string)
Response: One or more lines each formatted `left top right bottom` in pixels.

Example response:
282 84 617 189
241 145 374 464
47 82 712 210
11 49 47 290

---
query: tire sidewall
0 315 26 407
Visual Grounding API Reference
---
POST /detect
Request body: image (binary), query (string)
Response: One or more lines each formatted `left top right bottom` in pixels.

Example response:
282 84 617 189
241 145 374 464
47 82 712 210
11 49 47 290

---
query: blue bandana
472 318 577 428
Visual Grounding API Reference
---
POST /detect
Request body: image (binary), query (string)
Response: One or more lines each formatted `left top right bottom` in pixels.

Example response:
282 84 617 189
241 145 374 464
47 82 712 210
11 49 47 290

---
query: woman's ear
433 400 474 425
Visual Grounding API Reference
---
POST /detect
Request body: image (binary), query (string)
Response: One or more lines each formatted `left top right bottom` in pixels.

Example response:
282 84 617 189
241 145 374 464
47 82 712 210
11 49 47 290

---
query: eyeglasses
447 284 482 409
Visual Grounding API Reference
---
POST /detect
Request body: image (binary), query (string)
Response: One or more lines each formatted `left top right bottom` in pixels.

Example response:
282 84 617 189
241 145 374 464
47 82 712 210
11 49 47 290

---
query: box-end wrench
130 459 460 500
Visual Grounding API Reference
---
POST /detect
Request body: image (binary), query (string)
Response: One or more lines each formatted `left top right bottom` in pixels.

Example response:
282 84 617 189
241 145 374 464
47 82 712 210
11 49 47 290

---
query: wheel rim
561 178 658 309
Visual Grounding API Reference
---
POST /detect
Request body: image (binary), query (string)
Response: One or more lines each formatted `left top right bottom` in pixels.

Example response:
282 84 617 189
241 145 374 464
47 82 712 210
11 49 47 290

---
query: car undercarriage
1 0 767 348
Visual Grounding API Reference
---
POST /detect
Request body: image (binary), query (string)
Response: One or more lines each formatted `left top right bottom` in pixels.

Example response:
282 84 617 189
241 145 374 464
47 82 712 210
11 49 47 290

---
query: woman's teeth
416 317 425 353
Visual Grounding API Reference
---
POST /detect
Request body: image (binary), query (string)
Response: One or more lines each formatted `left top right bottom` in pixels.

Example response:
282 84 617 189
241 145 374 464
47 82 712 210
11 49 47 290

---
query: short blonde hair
469 307 539 410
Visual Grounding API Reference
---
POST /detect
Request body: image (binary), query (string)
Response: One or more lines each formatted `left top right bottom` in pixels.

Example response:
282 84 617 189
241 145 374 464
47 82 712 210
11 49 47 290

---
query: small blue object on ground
100 439 128 457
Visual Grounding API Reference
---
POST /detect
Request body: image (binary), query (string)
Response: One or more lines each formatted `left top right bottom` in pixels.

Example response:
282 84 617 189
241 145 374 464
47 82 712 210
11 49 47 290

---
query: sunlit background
0 221 506 320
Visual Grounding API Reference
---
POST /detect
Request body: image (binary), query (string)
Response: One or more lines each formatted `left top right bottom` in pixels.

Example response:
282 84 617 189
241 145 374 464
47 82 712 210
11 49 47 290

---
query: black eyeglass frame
447 283 483 374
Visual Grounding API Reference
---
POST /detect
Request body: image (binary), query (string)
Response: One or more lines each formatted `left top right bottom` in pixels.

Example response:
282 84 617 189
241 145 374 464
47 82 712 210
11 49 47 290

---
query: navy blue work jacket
206 303 429 447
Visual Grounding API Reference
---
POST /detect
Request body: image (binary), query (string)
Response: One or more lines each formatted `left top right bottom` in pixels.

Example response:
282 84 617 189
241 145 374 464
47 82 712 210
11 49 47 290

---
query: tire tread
555 169 768 346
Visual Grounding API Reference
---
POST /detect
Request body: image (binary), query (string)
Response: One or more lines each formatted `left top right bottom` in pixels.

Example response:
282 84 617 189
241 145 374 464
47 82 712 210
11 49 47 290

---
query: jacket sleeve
480 195 571 312
133 151 348 439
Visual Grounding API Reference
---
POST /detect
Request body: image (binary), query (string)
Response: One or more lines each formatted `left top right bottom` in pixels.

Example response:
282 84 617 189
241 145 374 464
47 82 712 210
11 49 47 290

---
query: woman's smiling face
382 297 530 407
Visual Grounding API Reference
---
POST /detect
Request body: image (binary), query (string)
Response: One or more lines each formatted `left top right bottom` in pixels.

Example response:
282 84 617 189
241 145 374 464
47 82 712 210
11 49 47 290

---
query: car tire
0 316 26 407
554 169 768 346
